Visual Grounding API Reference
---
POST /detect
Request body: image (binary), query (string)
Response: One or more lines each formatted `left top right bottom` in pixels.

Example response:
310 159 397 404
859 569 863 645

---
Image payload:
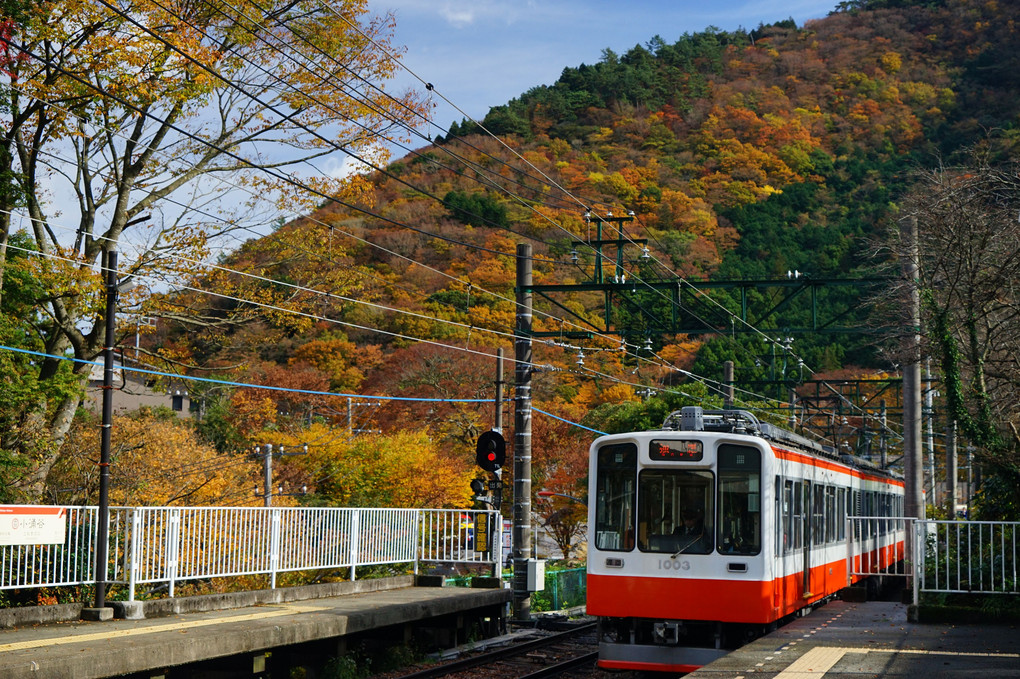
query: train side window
792 481 804 550
866 492 876 536
837 488 846 541
783 479 794 555
878 493 885 535
852 490 861 539
717 444 761 555
825 486 836 544
812 484 825 546
594 443 637 552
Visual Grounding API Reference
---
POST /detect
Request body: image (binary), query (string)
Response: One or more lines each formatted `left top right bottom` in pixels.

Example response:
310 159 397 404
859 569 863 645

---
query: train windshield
594 443 637 551
638 470 714 554
717 444 762 555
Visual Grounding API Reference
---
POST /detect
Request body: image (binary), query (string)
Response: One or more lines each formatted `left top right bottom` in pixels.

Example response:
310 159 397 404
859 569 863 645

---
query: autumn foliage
50 409 262 507
8 0 1019 510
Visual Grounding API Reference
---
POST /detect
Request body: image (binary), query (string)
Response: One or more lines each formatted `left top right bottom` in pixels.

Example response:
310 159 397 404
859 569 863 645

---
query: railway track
387 623 606 679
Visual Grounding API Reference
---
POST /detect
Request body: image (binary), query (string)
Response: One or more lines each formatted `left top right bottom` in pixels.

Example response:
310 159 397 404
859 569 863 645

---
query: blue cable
2 343 604 432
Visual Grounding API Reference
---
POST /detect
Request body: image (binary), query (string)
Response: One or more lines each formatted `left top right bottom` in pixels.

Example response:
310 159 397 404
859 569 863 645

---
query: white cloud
440 4 477 27
323 152 376 180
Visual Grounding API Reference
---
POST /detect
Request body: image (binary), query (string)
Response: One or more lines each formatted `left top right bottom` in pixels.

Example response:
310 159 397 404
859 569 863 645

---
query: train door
778 476 801 615
802 480 812 598
774 476 787 617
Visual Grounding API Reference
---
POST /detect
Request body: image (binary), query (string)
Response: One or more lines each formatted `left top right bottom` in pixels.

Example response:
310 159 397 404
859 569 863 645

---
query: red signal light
476 431 506 472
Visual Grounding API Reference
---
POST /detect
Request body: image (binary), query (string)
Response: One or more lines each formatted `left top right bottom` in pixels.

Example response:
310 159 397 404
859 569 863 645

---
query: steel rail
392 623 597 679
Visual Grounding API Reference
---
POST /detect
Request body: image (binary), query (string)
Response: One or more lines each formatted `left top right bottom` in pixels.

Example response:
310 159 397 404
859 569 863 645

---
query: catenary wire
5 236 799 422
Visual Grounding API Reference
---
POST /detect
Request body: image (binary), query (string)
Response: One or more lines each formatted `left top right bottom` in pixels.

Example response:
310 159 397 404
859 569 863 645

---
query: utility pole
513 243 533 621
925 359 937 499
263 444 273 507
966 445 974 515
945 420 957 517
879 400 888 469
723 360 734 408
788 387 797 430
258 444 306 506
495 347 504 432
493 347 505 579
92 250 117 616
901 215 925 583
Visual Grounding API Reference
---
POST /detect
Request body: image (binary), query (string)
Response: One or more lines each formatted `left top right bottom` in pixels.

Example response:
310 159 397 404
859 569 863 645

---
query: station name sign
0 506 68 546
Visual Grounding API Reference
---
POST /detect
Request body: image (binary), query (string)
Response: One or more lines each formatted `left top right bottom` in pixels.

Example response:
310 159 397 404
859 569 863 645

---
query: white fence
846 516 911 582
6 506 1014 606
1 506 501 600
918 519 1018 596
846 517 1019 604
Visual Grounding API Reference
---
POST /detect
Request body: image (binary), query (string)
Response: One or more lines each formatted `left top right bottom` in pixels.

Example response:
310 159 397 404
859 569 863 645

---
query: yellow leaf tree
280 425 474 508
50 408 262 506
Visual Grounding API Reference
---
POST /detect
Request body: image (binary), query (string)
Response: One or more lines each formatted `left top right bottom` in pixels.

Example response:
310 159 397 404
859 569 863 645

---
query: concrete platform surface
688 600 1020 678
0 585 511 679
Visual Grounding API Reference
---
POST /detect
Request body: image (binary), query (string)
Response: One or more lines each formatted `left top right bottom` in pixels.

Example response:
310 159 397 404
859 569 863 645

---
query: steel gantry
525 275 891 339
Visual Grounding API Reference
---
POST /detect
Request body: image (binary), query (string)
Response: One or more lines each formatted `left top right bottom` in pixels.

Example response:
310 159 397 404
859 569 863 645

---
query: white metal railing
846 516 911 583
1 506 500 600
845 518 1019 606
0 506 103 590
917 519 1018 597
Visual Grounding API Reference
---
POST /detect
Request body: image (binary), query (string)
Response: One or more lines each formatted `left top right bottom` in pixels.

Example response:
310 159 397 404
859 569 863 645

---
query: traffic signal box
475 430 505 472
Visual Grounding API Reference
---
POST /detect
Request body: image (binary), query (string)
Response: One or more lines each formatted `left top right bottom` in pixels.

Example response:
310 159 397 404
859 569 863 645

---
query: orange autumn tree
532 403 593 561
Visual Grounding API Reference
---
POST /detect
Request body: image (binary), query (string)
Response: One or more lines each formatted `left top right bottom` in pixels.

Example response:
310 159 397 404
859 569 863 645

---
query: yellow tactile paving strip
0 604 323 653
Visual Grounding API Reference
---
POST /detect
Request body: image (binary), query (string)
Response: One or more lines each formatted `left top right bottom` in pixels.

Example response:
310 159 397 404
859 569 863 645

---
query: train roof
657 406 900 480
660 406 835 456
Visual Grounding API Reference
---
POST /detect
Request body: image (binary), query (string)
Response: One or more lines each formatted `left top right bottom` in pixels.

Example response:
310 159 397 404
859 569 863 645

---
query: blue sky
366 0 841 130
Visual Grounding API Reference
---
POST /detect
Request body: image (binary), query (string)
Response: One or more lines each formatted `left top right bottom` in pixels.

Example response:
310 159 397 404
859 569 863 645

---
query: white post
269 509 281 589
128 509 142 601
349 510 360 581
166 509 181 599
413 509 421 575
912 519 921 606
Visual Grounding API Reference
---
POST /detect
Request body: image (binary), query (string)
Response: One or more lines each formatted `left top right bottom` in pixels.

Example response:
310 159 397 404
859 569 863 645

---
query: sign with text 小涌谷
0 506 68 546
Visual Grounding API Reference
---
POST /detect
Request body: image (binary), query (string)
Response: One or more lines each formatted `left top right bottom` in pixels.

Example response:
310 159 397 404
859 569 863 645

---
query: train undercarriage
596 615 781 672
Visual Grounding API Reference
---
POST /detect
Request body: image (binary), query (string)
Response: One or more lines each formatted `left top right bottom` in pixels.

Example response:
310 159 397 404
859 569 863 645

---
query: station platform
688 600 1020 678
0 576 511 679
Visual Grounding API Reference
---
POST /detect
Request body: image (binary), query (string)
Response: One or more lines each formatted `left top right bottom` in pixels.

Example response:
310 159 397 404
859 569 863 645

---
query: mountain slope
158 0 1020 439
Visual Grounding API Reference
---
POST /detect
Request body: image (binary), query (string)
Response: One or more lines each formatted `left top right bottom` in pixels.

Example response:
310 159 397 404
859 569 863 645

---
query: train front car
587 406 905 672
587 406 776 673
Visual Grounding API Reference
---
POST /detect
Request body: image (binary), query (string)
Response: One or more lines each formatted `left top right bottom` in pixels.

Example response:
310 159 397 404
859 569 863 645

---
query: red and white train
586 406 905 673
